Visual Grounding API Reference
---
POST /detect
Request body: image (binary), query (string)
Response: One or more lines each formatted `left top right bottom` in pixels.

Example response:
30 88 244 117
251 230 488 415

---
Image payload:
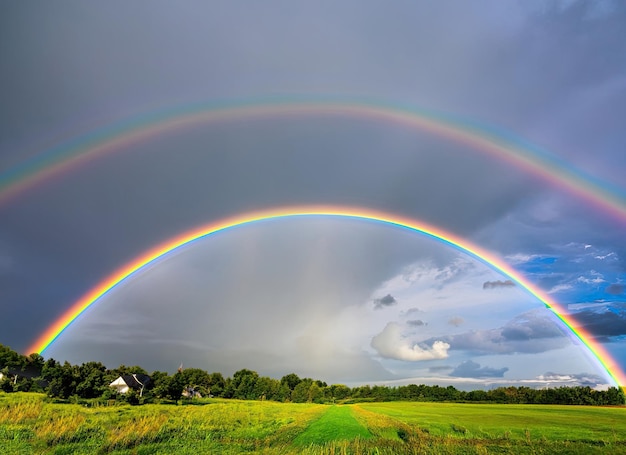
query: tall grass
1 392 625 454
0 392 42 423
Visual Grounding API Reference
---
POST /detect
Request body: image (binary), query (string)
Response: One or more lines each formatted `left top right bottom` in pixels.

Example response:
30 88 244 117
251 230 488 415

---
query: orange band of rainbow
27 206 625 387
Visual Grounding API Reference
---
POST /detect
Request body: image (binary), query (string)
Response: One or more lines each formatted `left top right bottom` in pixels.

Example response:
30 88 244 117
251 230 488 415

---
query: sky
1 0 625 390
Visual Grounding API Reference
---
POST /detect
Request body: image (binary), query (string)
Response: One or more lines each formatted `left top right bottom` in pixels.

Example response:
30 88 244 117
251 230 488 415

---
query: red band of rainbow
27 206 626 387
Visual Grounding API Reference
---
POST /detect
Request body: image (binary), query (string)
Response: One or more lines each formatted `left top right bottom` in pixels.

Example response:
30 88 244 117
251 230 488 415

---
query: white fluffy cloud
370 322 450 361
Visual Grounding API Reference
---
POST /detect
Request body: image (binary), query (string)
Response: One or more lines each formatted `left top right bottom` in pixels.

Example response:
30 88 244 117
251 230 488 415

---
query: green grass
358 401 626 442
294 405 372 445
1 392 626 454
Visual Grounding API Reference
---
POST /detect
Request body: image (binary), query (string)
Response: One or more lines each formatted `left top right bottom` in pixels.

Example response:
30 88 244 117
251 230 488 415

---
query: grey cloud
483 280 515 290
371 323 450 362
422 310 569 355
428 365 453 373
500 312 566 341
569 306 626 339
538 372 606 388
407 319 426 327
401 308 422 317
450 360 508 378
606 284 624 295
373 294 397 310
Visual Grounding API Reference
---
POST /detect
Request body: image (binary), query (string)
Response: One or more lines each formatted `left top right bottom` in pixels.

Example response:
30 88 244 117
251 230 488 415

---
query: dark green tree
149 371 171 399
291 379 313 403
45 361 78 399
329 384 351 401
208 372 226 397
280 373 302 391
75 362 107 398
232 369 259 400
165 371 185 400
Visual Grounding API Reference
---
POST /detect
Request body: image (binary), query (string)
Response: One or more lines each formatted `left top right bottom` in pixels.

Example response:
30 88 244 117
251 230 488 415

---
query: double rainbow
4 98 623 385
28 206 626 387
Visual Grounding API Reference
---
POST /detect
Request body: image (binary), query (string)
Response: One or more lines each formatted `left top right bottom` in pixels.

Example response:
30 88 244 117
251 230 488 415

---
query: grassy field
1 392 625 454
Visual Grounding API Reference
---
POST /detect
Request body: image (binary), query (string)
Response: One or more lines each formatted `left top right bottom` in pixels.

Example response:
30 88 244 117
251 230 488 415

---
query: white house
109 374 151 396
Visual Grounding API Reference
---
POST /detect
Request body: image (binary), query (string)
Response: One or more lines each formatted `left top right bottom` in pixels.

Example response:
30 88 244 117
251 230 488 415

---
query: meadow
1 392 625 454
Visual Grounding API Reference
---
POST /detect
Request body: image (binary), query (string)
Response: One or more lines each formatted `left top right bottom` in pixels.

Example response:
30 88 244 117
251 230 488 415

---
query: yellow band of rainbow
27 206 625 387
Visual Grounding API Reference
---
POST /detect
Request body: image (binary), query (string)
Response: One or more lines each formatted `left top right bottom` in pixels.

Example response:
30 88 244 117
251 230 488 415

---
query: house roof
120 374 151 389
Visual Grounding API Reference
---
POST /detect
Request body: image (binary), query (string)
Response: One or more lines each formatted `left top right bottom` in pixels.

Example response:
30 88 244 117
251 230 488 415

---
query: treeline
1 344 624 405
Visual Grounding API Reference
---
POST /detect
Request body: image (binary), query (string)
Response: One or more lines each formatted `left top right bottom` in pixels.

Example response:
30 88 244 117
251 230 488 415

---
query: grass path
293 405 372 446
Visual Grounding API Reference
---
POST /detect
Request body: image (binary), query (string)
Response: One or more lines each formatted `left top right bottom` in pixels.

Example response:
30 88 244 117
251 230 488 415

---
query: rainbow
1 97 626 221
28 206 626 387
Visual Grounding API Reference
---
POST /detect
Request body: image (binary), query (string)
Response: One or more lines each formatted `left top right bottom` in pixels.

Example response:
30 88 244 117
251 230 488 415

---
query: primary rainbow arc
28 206 626 387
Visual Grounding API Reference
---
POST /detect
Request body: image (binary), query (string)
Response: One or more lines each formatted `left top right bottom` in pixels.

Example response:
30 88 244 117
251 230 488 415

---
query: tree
75 362 107 398
329 384 351 401
291 379 313 403
123 388 140 405
0 366 14 392
232 369 259 400
274 383 292 402
164 371 185 400
208 372 226 397
0 344 43 390
0 344 24 373
280 373 302 391
149 371 171 399
308 382 325 403
45 361 78 399
179 368 212 396
252 376 280 401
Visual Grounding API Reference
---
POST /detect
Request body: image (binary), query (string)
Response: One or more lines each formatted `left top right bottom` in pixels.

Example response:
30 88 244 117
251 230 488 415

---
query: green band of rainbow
2 99 626 222
27 206 625 387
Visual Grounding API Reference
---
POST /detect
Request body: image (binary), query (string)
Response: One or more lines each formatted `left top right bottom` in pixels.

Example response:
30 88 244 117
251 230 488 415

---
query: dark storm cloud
569 306 626 339
606 284 624 295
482 280 515 290
449 360 508 378
373 294 397 310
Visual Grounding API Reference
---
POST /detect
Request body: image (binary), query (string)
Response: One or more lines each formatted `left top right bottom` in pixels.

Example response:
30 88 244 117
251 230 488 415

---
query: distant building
182 386 202 399
109 374 151 396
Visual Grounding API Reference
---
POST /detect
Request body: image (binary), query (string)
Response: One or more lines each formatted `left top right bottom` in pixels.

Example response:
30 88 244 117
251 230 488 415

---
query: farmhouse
109 373 151 396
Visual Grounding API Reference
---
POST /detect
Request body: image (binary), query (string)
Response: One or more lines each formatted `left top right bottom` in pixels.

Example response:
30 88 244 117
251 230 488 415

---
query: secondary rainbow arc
27 206 626 387
1 99 625 223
